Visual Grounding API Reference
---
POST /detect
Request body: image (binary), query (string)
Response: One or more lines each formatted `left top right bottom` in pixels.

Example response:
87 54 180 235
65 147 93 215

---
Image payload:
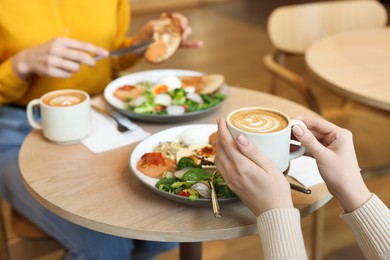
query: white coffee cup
226 107 306 173
27 89 91 144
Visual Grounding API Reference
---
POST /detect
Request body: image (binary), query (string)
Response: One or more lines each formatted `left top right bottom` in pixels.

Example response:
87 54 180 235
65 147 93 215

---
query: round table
19 87 331 259
305 27 390 112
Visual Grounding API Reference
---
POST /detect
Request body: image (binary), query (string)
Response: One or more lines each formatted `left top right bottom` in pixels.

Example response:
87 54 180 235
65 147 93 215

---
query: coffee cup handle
289 119 306 160
26 99 43 130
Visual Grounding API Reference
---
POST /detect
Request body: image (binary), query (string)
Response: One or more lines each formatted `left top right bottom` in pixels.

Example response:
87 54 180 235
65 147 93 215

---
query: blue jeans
0 105 178 260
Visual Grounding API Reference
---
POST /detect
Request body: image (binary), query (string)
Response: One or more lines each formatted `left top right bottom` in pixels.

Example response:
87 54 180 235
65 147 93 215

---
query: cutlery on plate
210 168 222 218
290 183 311 194
91 104 133 133
94 40 154 60
200 156 311 199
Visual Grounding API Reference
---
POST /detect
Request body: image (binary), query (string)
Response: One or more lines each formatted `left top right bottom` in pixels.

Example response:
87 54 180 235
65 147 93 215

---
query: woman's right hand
292 116 371 213
12 37 108 79
215 117 293 217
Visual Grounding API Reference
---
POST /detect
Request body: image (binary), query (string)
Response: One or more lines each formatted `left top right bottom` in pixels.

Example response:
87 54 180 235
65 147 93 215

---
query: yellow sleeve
112 0 143 75
0 57 30 104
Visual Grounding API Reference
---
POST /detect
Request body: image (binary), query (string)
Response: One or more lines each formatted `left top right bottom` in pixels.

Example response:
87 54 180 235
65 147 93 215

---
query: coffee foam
230 109 288 133
43 92 86 107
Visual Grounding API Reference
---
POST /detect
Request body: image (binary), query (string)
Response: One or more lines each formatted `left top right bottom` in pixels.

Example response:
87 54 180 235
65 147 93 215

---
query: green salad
155 157 236 201
123 81 226 115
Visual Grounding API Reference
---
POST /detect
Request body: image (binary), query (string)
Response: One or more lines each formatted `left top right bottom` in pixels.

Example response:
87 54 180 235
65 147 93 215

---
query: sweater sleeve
0 57 30 104
111 0 142 75
340 194 390 260
257 208 308 260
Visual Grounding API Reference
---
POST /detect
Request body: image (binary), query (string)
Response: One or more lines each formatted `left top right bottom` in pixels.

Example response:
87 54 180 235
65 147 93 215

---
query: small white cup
226 107 306 173
27 89 91 144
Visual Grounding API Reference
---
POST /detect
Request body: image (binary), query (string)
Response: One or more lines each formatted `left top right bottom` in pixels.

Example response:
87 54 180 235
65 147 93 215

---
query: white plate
104 69 228 123
130 124 238 206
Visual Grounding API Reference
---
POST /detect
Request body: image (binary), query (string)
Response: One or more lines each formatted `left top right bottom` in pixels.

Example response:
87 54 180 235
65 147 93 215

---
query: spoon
210 168 221 218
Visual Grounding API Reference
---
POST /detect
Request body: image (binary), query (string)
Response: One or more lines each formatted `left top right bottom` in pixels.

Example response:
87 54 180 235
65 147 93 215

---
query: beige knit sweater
256 194 389 260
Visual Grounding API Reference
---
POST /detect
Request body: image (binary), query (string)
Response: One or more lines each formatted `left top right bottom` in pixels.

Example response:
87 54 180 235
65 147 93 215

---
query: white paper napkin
288 156 324 187
82 108 150 153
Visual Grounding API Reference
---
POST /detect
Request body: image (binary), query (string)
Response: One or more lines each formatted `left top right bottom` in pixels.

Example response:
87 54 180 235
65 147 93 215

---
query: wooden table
305 27 390 112
19 87 331 259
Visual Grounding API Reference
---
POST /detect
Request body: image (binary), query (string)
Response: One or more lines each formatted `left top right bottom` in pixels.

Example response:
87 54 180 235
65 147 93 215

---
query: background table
305 27 390 112
19 87 331 259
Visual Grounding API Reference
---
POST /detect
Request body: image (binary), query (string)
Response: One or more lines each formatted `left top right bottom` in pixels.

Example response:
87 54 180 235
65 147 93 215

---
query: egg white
157 75 182 91
180 128 209 147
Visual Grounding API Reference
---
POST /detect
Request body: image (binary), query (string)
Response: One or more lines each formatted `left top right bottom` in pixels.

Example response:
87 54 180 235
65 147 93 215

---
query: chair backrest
267 0 388 54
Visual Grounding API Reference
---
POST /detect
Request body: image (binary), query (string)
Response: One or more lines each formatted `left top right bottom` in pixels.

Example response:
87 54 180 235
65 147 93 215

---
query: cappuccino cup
226 107 306 173
27 89 91 144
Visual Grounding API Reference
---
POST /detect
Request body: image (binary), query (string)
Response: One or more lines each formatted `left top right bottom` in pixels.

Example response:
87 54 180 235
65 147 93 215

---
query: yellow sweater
0 0 140 106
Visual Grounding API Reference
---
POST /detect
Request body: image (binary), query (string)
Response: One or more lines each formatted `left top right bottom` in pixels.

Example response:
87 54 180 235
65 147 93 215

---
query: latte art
230 110 288 133
43 92 87 107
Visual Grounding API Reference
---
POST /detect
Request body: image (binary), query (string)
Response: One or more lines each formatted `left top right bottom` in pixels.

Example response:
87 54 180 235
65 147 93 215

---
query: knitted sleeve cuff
257 207 308 260
340 194 390 260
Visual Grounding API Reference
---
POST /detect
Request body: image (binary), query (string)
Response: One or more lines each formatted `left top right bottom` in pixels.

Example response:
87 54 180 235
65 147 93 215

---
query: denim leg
132 240 179 260
0 106 177 260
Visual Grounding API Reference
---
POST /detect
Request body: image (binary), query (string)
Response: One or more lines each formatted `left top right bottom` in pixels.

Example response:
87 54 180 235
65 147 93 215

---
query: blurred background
131 1 390 259
5 0 389 259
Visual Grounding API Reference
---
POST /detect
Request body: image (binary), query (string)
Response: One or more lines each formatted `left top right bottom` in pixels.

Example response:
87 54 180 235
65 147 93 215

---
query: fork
290 183 311 194
91 105 130 133
210 168 222 218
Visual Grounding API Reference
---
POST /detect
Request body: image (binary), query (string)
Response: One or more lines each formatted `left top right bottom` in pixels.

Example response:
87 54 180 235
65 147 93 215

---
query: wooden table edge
19 88 332 242
304 61 390 112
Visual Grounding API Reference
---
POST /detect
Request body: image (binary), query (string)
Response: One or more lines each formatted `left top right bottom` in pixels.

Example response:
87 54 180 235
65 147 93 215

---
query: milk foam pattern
43 92 86 107
235 114 281 133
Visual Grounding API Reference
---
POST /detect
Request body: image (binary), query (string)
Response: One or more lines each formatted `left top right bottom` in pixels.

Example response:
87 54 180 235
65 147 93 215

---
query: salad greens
177 157 196 170
155 157 236 201
123 81 226 115
182 168 211 182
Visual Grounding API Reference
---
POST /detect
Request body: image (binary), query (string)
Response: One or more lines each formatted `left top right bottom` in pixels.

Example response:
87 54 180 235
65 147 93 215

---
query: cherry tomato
178 189 190 197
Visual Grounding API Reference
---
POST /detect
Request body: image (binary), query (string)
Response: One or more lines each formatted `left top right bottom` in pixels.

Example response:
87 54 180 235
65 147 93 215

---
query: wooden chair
0 199 62 260
263 2 388 259
263 0 388 116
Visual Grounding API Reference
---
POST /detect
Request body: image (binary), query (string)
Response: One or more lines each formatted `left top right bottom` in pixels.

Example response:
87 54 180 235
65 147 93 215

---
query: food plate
104 69 228 123
130 124 239 206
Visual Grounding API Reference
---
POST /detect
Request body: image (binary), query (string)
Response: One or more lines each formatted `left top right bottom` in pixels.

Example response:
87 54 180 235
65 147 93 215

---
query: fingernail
292 125 304 136
237 134 249 147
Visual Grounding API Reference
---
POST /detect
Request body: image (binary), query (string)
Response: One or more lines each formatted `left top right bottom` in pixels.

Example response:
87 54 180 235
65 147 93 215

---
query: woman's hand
170 12 203 48
133 12 203 49
214 117 293 217
12 37 108 79
292 116 371 212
